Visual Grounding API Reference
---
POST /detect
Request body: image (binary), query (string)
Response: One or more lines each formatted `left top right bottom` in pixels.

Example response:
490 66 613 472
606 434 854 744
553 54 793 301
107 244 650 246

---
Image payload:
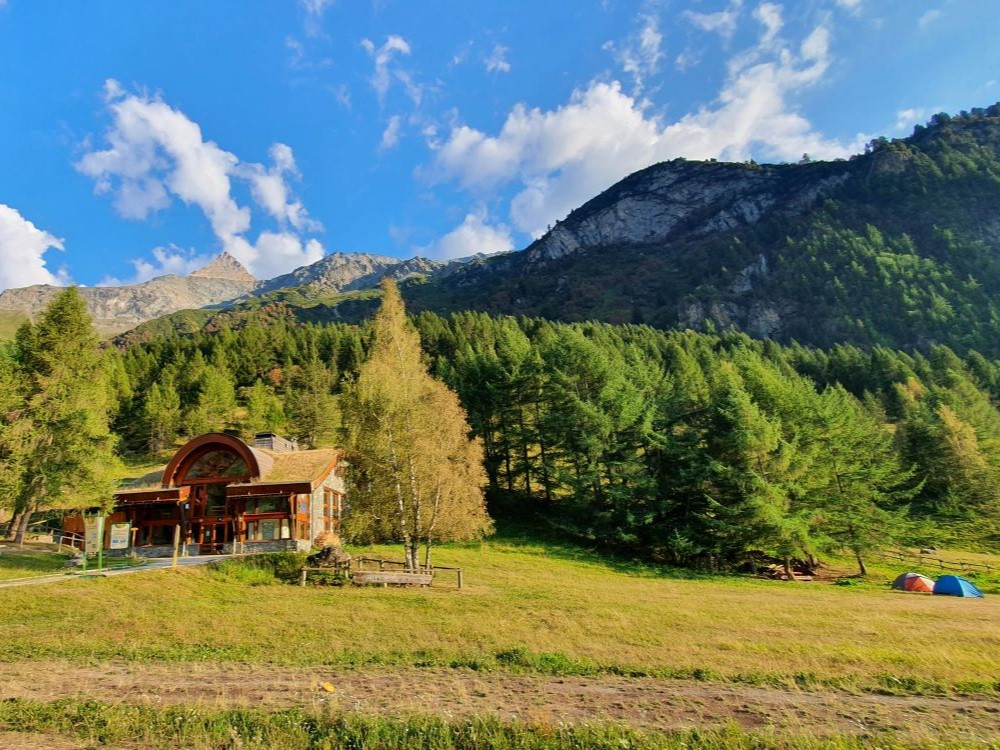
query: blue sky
1 0 998 289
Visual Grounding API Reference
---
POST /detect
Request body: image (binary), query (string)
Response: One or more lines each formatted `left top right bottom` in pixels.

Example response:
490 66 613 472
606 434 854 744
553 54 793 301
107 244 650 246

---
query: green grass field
1 532 998 693
0 544 74 581
1 531 998 748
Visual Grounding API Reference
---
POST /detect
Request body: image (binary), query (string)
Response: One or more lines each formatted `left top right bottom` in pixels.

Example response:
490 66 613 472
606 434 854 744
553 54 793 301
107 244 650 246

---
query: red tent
892 572 935 593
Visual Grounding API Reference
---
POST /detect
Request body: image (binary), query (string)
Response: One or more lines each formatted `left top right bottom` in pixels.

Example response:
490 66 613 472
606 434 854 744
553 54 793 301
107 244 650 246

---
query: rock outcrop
525 159 850 266
0 253 258 335
256 252 443 295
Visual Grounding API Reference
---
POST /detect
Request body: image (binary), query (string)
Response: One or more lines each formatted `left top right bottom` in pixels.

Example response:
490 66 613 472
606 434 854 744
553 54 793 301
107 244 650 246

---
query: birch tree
343 279 491 570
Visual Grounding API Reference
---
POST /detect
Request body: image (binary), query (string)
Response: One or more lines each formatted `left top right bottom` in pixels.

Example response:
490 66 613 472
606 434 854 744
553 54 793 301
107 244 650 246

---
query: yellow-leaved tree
343 279 492 569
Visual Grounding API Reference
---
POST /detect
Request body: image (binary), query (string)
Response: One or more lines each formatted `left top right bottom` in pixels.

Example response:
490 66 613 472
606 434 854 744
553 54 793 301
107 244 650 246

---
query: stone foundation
102 539 310 558
106 544 202 558
223 539 311 554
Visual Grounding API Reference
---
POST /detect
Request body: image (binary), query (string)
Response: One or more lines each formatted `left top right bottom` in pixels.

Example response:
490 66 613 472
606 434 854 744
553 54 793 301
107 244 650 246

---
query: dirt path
2 661 998 742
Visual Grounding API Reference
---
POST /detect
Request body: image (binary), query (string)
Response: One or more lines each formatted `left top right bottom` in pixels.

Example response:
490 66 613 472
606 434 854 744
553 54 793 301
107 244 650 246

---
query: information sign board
84 515 104 555
109 522 131 550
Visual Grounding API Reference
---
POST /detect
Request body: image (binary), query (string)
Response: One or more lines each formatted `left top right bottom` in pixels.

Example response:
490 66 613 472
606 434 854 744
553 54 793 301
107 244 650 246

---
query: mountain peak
190 252 256 283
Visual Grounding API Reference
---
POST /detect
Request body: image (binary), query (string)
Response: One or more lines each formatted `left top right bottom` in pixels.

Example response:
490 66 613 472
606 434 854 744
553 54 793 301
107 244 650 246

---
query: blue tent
932 575 985 598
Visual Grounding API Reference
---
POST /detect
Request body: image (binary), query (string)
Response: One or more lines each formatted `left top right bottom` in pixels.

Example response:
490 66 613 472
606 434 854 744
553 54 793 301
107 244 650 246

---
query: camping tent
932 575 985 598
891 572 935 593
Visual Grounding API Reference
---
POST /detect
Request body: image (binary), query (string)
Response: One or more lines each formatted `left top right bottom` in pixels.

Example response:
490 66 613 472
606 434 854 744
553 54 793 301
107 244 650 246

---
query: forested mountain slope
405 106 1000 356
116 106 1000 357
87 308 1000 559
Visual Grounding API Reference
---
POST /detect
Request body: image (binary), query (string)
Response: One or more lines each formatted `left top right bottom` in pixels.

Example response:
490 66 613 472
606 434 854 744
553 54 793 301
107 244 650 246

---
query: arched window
181 450 250 482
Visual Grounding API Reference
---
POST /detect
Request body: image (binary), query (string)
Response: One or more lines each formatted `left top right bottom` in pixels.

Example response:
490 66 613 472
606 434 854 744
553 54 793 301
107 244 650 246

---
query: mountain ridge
13 104 1000 356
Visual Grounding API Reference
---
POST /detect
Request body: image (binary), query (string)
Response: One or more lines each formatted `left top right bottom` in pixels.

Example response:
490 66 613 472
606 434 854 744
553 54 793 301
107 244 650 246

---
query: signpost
84 514 105 572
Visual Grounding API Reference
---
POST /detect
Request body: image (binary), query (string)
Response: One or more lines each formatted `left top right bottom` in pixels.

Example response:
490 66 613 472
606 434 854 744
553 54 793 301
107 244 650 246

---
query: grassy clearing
0 544 73 581
0 698 983 750
824 551 1000 594
0 310 28 339
1 532 998 695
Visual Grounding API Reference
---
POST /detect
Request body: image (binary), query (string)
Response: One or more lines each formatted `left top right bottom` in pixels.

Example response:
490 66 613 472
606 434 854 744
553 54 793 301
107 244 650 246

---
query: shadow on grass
475 517 740 583
0 549 71 575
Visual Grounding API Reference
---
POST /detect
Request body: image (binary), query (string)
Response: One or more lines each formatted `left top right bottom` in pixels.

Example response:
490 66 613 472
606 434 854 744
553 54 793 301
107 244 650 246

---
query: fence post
457 568 463 590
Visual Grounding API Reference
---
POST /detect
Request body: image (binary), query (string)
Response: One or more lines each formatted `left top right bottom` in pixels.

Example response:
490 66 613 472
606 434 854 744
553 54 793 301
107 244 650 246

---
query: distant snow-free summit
0 252 259 336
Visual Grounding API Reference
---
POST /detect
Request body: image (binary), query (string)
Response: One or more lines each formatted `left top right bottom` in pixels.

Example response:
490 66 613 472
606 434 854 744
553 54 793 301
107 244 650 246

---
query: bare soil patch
0 730 94 750
2 661 998 742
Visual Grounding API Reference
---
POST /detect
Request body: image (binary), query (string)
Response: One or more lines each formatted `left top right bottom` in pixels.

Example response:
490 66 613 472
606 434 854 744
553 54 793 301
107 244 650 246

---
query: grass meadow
1 698 984 750
0 544 74 581
1 530 998 696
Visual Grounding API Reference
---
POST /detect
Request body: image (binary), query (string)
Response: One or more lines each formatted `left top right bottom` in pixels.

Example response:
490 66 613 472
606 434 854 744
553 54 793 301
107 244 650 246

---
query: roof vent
253 432 299 453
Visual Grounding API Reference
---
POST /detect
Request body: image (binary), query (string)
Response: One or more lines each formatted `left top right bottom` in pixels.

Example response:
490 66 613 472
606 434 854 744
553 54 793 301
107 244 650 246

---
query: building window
245 496 284 514
246 518 290 541
183 450 250 481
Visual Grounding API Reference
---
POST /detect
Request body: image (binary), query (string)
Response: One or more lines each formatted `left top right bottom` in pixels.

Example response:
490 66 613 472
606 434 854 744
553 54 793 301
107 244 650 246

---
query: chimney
253 432 299 452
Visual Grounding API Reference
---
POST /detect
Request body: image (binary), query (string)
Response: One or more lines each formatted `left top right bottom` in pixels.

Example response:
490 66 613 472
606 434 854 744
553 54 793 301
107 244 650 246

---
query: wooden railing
871 549 994 575
312 556 465 589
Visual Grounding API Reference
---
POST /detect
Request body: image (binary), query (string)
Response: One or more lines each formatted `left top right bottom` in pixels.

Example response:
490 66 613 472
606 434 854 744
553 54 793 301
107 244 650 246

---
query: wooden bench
352 570 433 587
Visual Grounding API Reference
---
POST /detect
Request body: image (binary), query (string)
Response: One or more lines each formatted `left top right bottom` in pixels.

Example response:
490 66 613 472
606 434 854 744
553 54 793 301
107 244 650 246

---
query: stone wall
105 544 202 558
222 539 310 554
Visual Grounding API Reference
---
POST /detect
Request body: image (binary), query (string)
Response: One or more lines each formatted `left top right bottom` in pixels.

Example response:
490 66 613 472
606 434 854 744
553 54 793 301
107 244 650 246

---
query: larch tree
240 380 286 441
285 358 336 448
343 279 491 570
5 288 122 542
144 380 182 454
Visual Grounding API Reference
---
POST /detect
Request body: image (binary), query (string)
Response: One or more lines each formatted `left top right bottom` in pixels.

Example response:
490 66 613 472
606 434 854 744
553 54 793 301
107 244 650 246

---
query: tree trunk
517 405 532 497
783 558 796 582
15 501 35 546
385 421 414 571
499 415 514 492
4 507 23 541
854 549 867 577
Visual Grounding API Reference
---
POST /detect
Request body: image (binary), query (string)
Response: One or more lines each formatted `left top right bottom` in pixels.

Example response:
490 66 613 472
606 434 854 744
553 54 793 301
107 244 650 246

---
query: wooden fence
872 549 994 575
352 556 464 589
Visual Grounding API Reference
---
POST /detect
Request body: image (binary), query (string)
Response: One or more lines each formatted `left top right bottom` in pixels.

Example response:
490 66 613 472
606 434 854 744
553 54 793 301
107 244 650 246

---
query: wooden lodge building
68 432 346 557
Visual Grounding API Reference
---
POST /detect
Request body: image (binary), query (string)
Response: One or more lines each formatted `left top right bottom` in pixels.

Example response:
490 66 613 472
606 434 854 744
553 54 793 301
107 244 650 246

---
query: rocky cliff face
525 159 850 266
0 254 258 335
256 252 443 295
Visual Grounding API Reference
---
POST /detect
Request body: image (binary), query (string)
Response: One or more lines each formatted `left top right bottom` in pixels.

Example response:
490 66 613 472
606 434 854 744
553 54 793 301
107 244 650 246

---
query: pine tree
343 279 491 570
5 289 122 542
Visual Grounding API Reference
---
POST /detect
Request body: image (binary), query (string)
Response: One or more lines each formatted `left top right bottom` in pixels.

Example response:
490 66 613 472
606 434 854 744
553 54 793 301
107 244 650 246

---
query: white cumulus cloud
895 107 927 132
76 81 324 279
0 204 68 292
431 17 863 238
423 211 514 260
99 245 213 286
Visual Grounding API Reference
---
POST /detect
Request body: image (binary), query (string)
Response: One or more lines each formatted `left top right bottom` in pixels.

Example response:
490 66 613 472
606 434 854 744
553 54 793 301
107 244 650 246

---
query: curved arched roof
161 433 274 487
